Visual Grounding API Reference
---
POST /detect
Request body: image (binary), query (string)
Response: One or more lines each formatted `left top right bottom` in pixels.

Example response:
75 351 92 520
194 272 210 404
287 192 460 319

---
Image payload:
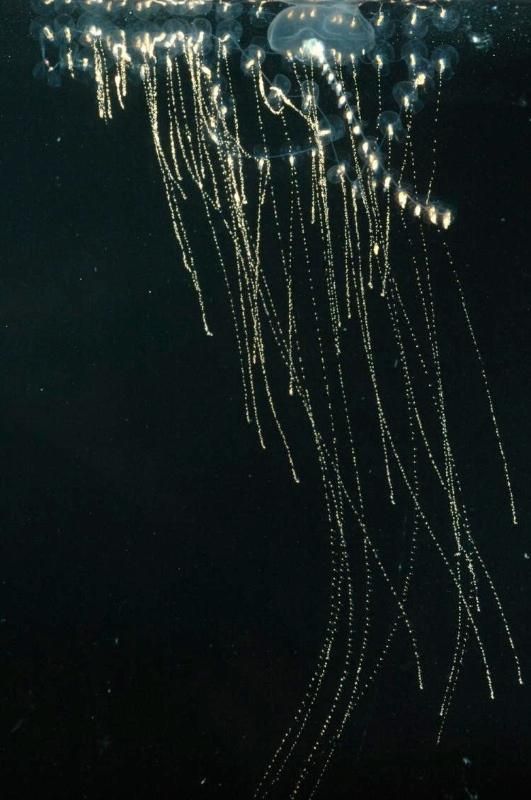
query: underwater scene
2 2 531 798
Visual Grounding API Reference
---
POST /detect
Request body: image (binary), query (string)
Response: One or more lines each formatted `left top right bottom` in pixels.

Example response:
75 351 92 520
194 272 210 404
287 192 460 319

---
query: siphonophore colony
31 1 523 797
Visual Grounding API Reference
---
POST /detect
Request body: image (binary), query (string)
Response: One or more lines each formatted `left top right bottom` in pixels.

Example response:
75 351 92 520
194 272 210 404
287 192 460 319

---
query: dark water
1 2 530 798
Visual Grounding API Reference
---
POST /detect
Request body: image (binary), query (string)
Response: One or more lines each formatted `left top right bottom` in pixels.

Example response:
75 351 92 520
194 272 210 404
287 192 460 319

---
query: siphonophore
30 1 524 797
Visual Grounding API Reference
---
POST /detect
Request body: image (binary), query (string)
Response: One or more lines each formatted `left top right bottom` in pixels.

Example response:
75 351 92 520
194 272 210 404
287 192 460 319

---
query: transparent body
30 2 524 797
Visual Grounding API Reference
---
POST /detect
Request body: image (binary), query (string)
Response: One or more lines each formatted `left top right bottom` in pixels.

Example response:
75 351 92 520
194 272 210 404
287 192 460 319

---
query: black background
1 3 530 799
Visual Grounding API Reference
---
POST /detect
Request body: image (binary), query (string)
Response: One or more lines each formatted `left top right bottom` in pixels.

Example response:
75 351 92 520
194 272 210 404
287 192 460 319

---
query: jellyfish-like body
267 1 375 63
30 2 522 797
